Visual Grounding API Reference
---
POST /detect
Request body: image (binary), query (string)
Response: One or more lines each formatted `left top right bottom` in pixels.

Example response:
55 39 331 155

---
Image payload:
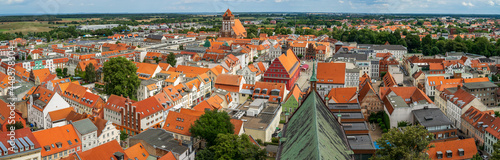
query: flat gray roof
333 112 364 119
412 108 454 127
328 103 361 110
347 134 376 150
342 122 369 131
463 81 497 89
72 119 98 135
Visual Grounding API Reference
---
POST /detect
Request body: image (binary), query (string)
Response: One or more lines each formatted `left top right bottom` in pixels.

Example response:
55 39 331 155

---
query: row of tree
190 110 266 159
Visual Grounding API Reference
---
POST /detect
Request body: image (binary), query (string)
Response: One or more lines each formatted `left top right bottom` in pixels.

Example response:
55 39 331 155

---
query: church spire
310 59 317 92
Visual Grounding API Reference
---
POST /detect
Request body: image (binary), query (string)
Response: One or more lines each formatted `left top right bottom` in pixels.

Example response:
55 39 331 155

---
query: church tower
220 9 235 38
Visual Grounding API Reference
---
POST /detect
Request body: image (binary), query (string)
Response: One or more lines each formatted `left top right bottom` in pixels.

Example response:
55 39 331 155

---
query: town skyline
1 0 500 15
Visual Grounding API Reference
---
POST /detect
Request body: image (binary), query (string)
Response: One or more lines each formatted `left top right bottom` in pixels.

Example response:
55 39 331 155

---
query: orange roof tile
124 143 149 160
33 124 81 157
317 62 345 84
48 107 75 122
158 152 177 160
132 96 164 118
326 87 357 103
231 119 243 135
162 109 202 136
426 138 477 160
463 77 489 83
214 74 243 92
69 141 128 160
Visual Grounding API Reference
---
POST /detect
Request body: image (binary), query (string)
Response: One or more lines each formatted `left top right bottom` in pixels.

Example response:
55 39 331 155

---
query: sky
1 0 500 15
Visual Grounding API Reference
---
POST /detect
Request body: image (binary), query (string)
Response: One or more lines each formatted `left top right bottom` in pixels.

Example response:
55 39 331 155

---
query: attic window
446 150 452 158
458 149 464 156
75 139 78 143
437 151 443 159
142 153 146 157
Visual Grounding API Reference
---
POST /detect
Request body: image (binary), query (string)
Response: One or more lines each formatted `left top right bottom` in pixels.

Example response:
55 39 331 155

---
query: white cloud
488 0 495 5
462 1 474 6
339 0 344 3
1 0 24 4
275 0 287 2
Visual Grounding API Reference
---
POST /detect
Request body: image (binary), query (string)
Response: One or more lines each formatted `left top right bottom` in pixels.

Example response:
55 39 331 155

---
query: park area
0 21 60 33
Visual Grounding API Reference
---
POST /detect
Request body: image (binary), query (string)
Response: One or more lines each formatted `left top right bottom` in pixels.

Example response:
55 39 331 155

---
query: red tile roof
0 128 41 155
317 62 345 84
124 142 149 160
214 74 243 92
326 87 358 103
132 96 164 118
426 138 477 160
33 124 81 157
162 109 202 136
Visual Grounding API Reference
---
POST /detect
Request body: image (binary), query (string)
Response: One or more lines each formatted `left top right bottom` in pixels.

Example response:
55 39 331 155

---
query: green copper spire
310 60 317 82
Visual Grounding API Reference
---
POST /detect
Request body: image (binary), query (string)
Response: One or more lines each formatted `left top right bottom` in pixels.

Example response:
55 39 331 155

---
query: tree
166 53 177 67
179 45 184 50
63 68 68 76
27 55 32 60
370 125 434 160
103 57 141 100
56 68 63 77
492 138 500 159
297 54 304 59
203 39 211 48
190 109 234 146
380 72 387 78
471 153 482 160
196 134 266 160
6 121 24 131
397 121 409 127
120 130 129 141
84 63 97 83
115 41 120 44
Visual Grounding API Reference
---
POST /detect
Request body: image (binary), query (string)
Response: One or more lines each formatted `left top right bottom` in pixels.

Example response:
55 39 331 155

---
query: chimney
457 85 461 90
337 114 342 125
113 152 125 160
178 139 182 146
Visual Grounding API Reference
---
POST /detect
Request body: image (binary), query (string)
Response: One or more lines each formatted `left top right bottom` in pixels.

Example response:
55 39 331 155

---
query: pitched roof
104 95 135 113
274 49 300 78
0 128 40 156
158 152 177 160
426 138 477 160
48 107 75 122
326 87 357 103
231 119 244 135
429 63 445 70
441 88 476 109
232 19 247 37
358 82 378 102
316 62 345 84
175 65 210 75
67 141 128 160
379 87 433 105
72 118 98 135
124 142 150 160
279 90 352 159
162 109 202 136
32 124 81 157
77 59 98 72
214 74 243 92
285 83 303 102
132 96 164 118
463 77 489 83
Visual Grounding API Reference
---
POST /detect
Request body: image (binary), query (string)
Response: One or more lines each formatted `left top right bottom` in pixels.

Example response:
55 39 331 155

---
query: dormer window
446 150 452 158
458 148 464 156
437 151 443 159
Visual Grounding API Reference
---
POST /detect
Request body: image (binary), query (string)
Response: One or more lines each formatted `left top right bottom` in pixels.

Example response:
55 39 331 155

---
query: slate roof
412 108 453 128
72 118 98 135
129 128 189 154
278 90 353 159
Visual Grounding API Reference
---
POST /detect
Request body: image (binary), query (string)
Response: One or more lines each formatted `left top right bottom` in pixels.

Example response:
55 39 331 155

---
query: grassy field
56 18 100 23
0 21 61 33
